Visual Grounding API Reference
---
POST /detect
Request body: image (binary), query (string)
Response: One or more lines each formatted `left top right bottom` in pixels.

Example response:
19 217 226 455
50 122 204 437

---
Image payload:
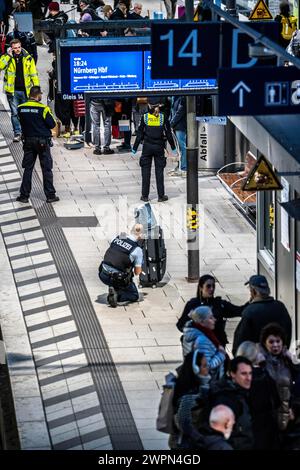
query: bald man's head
209 405 235 440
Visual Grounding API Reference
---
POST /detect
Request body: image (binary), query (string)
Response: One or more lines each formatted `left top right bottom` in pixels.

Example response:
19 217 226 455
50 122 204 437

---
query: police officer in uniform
16 86 59 204
132 102 177 202
99 224 144 308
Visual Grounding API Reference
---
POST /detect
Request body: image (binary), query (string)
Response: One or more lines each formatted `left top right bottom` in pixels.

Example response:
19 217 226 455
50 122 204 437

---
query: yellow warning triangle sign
249 0 273 20
242 155 283 191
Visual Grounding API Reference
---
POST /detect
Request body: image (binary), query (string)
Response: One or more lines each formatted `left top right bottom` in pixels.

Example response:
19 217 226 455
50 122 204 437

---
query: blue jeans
99 270 139 303
175 130 187 171
6 91 27 135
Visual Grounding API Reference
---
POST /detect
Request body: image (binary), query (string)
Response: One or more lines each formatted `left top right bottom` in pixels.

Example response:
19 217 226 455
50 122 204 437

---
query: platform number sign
151 22 220 79
160 29 202 67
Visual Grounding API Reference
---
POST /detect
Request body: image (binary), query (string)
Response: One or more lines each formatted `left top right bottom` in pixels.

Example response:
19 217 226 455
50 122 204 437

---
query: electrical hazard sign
249 0 273 20
242 155 283 191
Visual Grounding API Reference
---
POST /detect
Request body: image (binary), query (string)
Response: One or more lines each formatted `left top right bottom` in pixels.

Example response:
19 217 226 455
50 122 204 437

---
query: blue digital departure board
58 38 217 98
144 51 216 90
70 51 143 93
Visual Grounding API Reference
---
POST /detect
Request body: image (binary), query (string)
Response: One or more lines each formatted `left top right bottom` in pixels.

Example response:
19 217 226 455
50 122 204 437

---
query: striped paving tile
0 131 115 450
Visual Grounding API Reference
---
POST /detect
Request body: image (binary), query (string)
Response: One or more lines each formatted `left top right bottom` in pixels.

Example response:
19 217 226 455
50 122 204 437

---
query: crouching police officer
99 224 144 308
16 86 59 204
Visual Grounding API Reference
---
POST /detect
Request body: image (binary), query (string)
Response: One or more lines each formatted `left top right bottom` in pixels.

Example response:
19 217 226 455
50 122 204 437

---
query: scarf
192 322 221 348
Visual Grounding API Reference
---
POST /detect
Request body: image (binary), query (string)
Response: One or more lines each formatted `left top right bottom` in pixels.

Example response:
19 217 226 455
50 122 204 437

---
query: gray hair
188 305 212 323
236 341 259 363
250 284 270 297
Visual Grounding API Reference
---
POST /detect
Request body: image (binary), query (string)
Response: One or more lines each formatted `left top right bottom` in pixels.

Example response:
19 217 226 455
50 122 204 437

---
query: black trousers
140 152 166 198
20 139 56 198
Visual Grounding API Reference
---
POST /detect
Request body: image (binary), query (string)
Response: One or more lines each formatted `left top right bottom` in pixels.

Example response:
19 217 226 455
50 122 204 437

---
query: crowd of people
158 273 300 450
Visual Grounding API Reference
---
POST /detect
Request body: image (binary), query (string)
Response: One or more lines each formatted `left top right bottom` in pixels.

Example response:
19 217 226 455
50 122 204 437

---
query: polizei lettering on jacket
112 238 132 251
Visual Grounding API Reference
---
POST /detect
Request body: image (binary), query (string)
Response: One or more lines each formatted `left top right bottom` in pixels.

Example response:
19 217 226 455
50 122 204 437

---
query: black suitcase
134 203 167 287
140 227 167 287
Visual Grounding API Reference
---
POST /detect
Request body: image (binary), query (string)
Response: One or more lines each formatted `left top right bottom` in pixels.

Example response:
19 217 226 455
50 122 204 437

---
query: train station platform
0 45 256 451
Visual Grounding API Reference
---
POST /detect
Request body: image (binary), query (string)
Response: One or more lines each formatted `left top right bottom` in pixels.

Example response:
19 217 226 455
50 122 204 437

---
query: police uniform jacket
18 99 56 138
103 236 139 272
132 112 176 155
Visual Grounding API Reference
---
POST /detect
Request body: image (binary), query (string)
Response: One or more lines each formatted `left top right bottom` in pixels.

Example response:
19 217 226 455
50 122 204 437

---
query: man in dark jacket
16 86 59 204
232 275 292 356
209 357 254 450
196 405 235 450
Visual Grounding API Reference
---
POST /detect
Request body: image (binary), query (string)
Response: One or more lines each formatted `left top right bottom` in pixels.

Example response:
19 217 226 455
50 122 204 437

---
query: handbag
118 115 131 132
156 386 175 434
156 372 177 434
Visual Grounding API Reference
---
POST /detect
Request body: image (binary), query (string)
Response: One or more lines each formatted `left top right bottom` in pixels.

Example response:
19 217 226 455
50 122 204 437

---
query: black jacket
209 377 254 450
170 96 187 132
196 426 233 450
249 366 281 449
18 100 56 138
133 112 176 156
232 297 292 356
177 296 245 346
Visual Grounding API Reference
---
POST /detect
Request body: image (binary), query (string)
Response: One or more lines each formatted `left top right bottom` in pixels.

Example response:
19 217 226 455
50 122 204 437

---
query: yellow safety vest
144 113 164 127
0 50 39 97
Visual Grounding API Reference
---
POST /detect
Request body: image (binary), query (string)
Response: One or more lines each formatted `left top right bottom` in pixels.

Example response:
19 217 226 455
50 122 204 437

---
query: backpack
280 15 298 41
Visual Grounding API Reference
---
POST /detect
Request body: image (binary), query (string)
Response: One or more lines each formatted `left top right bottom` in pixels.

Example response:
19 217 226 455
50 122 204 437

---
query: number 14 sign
151 22 220 79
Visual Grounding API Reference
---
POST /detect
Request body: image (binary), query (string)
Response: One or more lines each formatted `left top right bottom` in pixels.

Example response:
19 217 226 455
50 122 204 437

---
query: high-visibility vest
0 49 39 97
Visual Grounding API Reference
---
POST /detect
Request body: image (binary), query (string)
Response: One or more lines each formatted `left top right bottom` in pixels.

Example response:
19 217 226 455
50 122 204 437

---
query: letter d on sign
231 29 257 68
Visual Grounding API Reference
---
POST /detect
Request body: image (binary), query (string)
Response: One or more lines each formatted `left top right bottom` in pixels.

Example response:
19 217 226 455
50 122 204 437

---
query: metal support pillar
185 0 199 282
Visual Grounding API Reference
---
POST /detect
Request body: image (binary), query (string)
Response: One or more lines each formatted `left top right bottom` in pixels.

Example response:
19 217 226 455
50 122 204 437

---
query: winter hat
48 2 60 11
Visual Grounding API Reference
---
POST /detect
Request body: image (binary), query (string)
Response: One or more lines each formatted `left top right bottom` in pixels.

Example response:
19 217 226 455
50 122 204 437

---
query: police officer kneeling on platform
99 224 144 308
16 86 59 204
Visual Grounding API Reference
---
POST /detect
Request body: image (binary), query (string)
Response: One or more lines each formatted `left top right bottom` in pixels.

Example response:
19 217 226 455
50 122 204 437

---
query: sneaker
13 135 21 142
168 168 183 177
103 147 115 155
46 196 60 203
158 195 168 202
16 195 29 203
107 286 118 308
73 130 80 136
140 196 149 202
93 148 102 155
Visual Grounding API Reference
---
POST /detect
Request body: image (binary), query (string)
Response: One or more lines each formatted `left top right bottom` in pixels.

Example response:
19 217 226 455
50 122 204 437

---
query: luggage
73 99 86 117
135 203 167 287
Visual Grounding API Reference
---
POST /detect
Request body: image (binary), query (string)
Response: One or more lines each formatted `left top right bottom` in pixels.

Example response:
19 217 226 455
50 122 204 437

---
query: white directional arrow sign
231 81 251 108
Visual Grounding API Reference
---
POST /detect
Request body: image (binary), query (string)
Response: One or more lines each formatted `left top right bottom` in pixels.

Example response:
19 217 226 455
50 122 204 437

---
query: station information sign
58 38 216 98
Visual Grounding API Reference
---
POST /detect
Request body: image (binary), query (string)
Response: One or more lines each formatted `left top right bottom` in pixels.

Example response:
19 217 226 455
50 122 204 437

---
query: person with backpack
275 1 298 48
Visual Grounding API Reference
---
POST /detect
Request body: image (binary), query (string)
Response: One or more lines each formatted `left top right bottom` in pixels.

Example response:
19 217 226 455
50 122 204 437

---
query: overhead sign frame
57 37 217 99
242 155 283 191
249 0 273 21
